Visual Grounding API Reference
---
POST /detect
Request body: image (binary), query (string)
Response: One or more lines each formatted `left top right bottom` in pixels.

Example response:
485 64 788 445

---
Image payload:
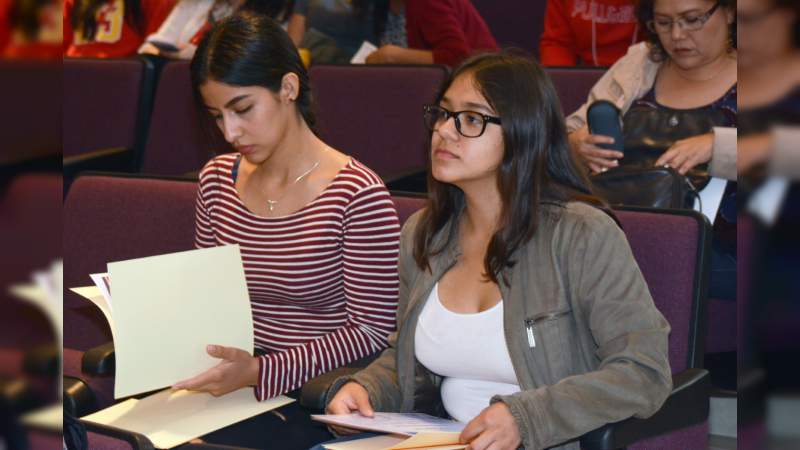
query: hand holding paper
326 381 375 435
172 344 259 397
459 402 521 450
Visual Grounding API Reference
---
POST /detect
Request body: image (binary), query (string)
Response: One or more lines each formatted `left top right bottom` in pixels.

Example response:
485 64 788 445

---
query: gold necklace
265 161 320 212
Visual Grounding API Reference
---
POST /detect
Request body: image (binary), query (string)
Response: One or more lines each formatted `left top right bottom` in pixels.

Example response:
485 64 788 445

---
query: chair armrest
63 147 134 190
300 367 361 412
22 344 59 376
64 376 98 417
83 420 155 450
82 342 115 376
579 368 710 450
0 377 39 414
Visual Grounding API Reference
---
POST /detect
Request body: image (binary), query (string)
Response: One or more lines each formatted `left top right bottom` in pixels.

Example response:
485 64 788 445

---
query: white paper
82 388 294 449
108 244 252 399
312 413 464 436
694 177 727 224
350 41 378 64
748 177 790 226
90 272 113 312
20 403 63 431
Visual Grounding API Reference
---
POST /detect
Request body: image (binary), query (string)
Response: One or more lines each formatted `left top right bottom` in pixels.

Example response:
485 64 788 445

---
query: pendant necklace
266 161 320 212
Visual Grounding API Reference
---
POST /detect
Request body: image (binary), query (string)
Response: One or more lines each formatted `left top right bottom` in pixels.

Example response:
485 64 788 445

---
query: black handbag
589 92 735 209
591 165 699 209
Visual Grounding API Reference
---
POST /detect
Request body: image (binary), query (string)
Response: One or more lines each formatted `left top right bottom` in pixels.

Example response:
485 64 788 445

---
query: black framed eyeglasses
646 1 721 34
423 105 501 138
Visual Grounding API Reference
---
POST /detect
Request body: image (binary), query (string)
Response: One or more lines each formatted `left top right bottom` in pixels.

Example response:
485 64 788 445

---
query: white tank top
415 283 521 423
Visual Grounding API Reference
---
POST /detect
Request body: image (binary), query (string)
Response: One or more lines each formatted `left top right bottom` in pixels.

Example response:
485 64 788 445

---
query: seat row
63 57 604 187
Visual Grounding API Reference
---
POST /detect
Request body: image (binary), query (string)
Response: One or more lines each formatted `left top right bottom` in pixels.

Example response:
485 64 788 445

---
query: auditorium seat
139 61 232 176
545 68 605 116
309 65 448 186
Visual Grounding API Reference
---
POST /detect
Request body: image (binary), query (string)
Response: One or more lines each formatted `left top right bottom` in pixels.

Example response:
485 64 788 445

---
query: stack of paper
71 245 294 449
312 413 467 450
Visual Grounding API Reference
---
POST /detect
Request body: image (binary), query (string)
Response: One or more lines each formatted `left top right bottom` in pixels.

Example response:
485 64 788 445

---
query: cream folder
71 244 253 399
82 388 294 449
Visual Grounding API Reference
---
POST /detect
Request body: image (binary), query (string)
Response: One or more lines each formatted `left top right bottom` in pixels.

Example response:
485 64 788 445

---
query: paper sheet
107 244 252 399
90 272 113 312
747 177 790 226
694 177 727 224
82 388 294 449
312 413 464 436
323 435 407 450
20 403 63 431
322 433 466 450
350 41 378 64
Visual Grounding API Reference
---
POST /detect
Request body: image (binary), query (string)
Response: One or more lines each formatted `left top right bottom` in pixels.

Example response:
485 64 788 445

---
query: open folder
312 413 467 450
71 245 294 448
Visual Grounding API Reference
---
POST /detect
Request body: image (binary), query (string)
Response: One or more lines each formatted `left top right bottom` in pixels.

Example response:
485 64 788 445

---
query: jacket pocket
524 309 576 379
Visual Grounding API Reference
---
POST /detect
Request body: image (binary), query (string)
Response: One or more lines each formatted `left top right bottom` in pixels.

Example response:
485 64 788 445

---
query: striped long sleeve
193 155 400 400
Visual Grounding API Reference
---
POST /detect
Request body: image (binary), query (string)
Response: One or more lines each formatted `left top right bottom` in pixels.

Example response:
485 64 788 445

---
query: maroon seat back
615 208 710 450
63 58 152 158
63 175 198 351
471 0 546 56
140 61 232 175
545 68 605 116
391 194 426 225
310 65 448 182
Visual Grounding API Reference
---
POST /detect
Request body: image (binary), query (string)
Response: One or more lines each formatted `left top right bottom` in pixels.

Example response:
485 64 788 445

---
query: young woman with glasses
319 51 671 450
565 0 738 302
174 11 400 449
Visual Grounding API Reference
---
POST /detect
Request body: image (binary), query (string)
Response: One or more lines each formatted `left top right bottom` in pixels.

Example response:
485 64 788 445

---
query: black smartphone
587 100 624 153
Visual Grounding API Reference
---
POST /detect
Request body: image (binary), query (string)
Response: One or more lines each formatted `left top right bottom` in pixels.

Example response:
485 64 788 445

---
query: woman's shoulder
198 153 238 184
334 158 389 192
541 201 620 238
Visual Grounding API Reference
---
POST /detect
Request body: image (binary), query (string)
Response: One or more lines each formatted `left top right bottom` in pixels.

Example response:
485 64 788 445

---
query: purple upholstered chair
470 0 546 57
391 193 427 225
63 58 155 160
545 68 605 116
63 175 199 413
0 174 62 409
139 61 232 176
309 65 448 183
580 207 712 450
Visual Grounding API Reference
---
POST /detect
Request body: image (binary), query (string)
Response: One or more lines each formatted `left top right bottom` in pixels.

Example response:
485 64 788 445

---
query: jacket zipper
524 310 571 348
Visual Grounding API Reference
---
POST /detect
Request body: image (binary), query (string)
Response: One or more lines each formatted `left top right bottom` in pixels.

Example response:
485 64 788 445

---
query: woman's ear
280 72 300 103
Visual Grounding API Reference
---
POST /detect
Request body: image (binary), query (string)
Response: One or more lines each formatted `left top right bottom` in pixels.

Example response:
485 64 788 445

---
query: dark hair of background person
190 10 316 131
413 51 604 284
70 0 144 42
637 0 737 62
8 0 53 40
242 0 296 23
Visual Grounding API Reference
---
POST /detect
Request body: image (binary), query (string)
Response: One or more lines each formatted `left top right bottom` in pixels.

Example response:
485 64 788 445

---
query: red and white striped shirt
194 154 400 400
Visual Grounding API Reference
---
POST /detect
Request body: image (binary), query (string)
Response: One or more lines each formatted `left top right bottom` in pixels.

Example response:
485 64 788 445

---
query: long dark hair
413 51 602 283
190 10 315 130
70 0 143 42
638 0 737 62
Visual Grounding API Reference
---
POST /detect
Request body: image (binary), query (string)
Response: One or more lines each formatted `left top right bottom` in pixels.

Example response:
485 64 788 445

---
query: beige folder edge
71 244 254 399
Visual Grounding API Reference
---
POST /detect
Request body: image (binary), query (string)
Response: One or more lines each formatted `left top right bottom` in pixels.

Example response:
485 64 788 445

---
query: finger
459 418 485 444
584 155 618 169
172 368 219 391
581 146 623 160
655 148 679 167
352 388 374 417
326 398 353 415
330 425 360 436
465 430 494 450
678 156 699 175
588 162 605 174
207 344 245 361
587 134 616 145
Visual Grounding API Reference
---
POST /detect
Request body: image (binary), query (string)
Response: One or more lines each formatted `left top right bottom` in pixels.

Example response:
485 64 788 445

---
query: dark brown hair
413 51 603 284
637 0 737 62
190 10 315 130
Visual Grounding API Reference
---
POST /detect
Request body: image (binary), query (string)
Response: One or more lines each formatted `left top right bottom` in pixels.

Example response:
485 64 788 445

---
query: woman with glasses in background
565 0 738 302
317 51 672 450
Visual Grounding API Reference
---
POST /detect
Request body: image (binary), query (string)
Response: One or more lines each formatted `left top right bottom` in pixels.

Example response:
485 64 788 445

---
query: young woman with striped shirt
172 11 400 449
